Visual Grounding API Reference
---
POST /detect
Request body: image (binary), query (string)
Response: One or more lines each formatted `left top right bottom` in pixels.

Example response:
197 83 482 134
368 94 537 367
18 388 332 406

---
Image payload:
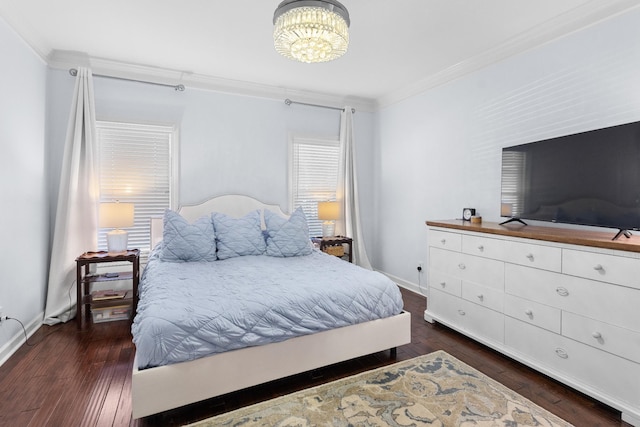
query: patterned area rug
186 350 572 427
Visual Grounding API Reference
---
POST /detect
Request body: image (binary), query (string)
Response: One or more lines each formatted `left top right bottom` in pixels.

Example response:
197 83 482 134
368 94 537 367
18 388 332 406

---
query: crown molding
48 50 377 113
0 10 47 65
376 0 640 109
11 0 640 113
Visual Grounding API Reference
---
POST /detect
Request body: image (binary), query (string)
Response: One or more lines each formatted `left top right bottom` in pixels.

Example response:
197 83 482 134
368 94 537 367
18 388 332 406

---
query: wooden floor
0 287 629 427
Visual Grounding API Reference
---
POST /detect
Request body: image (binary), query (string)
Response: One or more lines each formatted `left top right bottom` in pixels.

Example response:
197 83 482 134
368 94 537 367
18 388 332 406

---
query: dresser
426 220 640 426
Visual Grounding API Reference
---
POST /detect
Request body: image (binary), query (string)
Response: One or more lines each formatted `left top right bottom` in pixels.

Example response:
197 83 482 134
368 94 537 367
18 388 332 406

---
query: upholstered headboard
150 194 289 248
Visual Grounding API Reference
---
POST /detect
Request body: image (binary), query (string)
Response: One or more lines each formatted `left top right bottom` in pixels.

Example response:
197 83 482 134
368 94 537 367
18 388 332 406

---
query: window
289 135 340 237
96 121 178 255
500 150 527 217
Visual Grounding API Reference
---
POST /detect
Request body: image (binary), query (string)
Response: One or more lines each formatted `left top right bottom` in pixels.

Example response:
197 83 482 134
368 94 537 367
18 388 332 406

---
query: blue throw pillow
212 210 266 259
264 207 312 257
161 210 217 262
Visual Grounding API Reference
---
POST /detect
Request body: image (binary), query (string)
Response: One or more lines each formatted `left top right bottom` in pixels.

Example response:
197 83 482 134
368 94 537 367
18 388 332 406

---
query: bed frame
132 195 412 418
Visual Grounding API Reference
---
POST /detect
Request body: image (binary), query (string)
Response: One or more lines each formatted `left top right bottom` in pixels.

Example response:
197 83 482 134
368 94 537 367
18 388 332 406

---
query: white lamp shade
317 201 340 221
99 203 134 229
318 201 339 237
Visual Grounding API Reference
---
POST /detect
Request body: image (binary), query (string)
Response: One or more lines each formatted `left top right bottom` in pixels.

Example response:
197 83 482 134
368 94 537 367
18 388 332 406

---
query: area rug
185 350 572 427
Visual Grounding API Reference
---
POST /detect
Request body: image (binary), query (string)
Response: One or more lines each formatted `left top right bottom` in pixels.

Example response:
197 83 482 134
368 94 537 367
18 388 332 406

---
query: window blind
290 136 340 237
501 151 527 217
96 121 175 254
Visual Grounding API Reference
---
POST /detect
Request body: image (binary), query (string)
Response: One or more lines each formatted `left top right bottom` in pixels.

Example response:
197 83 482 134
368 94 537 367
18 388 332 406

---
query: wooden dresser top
426 219 640 253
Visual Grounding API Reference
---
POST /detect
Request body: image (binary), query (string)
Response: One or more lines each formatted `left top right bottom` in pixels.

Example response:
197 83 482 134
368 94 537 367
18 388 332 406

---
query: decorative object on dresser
311 235 353 263
134 195 410 419
317 200 340 237
425 219 640 426
75 249 139 328
462 208 475 221
99 202 134 252
186 350 572 427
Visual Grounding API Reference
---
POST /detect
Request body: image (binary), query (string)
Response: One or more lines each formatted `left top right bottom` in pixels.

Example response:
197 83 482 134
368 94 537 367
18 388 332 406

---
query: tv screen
500 120 640 234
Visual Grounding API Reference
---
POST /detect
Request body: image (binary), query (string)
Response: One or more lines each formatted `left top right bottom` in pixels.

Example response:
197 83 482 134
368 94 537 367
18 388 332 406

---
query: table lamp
317 201 339 237
99 202 134 253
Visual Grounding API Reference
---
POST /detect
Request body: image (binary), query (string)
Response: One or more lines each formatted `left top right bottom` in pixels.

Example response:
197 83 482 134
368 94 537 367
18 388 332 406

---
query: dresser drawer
429 289 504 344
427 288 460 325
429 270 462 297
503 240 561 272
563 248 640 289
462 235 505 260
430 247 504 290
430 247 462 276
462 281 504 313
505 264 640 331
505 318 640 408
429 229 462 252
563 312 640 364
504 294 561 334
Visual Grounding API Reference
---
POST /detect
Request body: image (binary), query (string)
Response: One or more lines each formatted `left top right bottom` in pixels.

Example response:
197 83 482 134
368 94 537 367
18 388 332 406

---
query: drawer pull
458 263 466 270
556 287 569 297
477 245 484 252
555 348 569 359
592 331 602 339
440 239 446 245
477 294 484 301
524 309 533 317
458 310 466 316
439 282 446 288
526 253 534 261
593 264 605 272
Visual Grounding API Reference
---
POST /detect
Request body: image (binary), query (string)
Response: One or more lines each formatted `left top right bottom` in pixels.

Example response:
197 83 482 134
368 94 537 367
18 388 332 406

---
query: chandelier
273 0 350 64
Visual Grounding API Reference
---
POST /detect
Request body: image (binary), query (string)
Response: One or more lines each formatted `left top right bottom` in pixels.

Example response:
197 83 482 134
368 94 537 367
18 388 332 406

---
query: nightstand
75 249 140 328
311 236 353 263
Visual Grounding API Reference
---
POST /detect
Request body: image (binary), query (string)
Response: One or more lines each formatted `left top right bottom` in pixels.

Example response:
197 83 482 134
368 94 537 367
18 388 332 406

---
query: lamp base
322 221 335 238
106 229 128 253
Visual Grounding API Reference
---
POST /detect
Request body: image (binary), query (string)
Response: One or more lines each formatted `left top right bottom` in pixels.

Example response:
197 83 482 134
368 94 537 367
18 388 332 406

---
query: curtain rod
285 99 355 113
68 68 185 92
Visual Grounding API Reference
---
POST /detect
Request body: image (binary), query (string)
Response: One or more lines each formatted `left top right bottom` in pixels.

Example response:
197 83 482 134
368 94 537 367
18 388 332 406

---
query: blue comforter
132 247 404 369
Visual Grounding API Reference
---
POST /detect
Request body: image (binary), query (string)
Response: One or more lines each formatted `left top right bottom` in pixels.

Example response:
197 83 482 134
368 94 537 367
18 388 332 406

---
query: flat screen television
500 120 640 240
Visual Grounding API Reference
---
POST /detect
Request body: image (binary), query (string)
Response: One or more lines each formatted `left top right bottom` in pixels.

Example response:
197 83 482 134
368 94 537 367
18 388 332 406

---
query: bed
131 195 411 418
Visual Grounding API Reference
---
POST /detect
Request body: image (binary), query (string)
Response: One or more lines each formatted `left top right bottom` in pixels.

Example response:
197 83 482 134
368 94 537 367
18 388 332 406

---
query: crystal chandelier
273 0 350 64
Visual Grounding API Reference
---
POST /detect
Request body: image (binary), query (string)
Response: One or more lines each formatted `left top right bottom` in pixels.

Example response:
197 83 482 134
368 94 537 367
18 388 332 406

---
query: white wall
374 7 640 292
46 71 377 252
0 16 48 361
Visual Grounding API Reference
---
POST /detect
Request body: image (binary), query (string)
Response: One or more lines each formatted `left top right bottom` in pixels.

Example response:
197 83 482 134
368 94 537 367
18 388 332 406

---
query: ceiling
1 0 638 110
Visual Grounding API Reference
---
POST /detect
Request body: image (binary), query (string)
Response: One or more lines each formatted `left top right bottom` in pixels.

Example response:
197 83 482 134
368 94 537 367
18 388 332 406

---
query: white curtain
44 68 99 325
336 107 373 270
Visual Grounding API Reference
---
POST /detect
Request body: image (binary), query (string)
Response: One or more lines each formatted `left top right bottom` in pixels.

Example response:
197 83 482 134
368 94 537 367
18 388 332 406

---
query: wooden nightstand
311 236 353 263
75 249 140 328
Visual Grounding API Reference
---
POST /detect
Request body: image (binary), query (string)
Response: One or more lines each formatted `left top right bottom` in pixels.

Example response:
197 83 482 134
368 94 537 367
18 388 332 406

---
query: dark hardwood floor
0 287 629 426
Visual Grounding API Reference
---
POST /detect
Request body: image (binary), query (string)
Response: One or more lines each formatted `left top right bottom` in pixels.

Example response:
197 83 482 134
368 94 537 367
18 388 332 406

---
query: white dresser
426 220 640 426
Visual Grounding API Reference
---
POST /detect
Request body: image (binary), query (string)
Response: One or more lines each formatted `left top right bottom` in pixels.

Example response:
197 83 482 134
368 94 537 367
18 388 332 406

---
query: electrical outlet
417 262 423 272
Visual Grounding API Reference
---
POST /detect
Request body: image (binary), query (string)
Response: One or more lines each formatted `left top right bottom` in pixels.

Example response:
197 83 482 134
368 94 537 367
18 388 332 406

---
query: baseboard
0 312 43 367
377 270 426 297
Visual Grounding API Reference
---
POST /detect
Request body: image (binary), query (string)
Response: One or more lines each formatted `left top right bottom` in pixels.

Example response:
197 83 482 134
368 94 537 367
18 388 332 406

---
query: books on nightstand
92 304 131 323
91 289 126 301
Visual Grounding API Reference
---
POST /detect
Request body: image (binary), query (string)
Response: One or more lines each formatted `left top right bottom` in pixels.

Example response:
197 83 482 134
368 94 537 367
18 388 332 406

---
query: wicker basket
324 245 345 257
